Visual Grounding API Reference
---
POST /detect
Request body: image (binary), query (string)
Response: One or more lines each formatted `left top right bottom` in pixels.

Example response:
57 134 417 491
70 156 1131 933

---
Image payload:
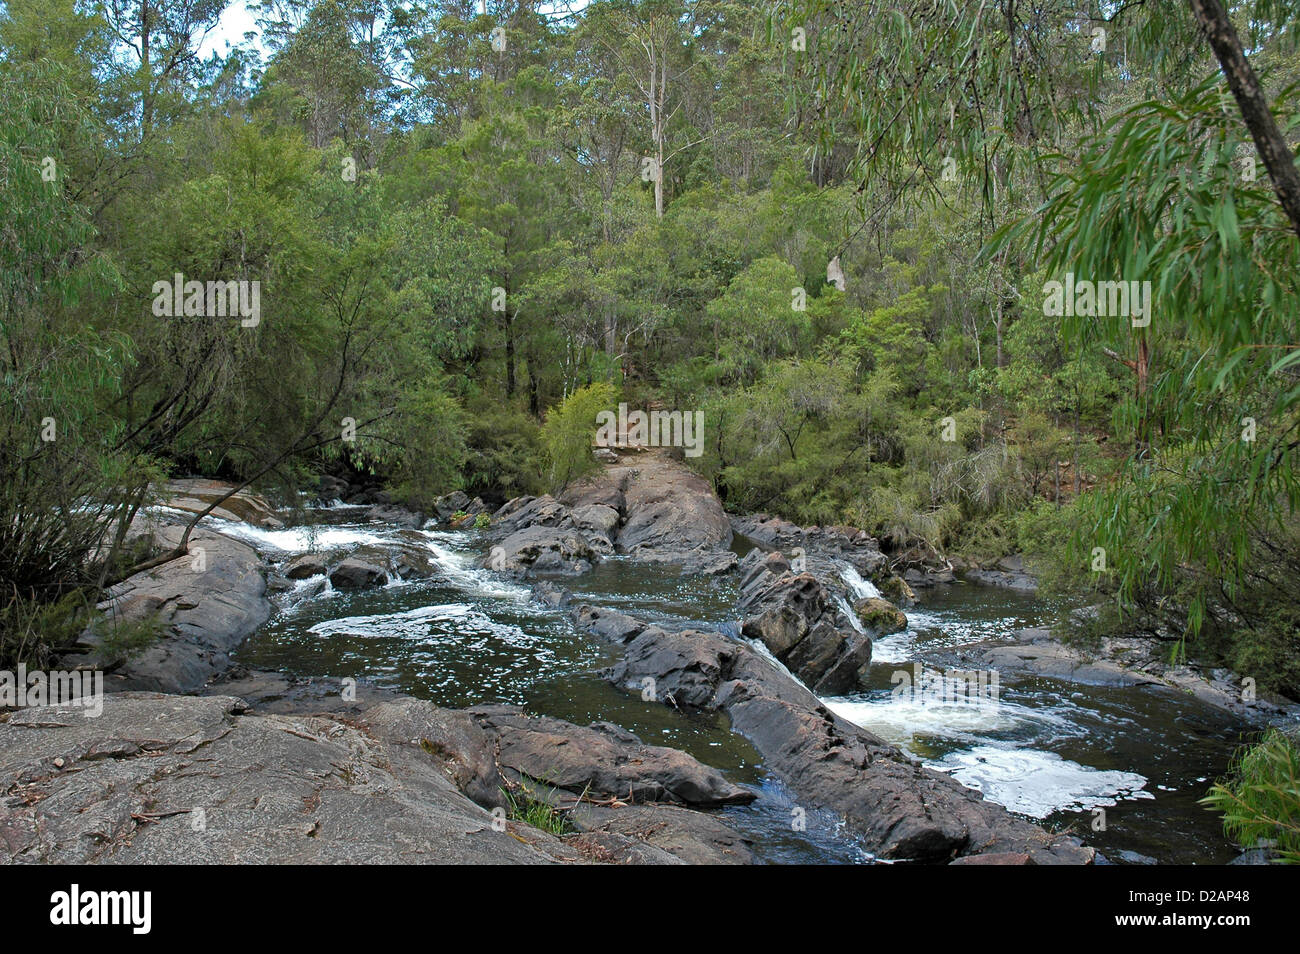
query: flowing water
227 510 1257 865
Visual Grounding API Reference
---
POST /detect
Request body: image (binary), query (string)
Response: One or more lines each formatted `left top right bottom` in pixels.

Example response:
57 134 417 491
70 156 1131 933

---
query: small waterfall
839 563 881 601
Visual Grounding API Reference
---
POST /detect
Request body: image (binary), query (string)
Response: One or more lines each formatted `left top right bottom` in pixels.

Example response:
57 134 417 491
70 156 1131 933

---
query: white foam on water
308 603 474 640
218 522 390 552
420 536 532 601
825 692 1073 747
869 630 914 663
933 744 1153 819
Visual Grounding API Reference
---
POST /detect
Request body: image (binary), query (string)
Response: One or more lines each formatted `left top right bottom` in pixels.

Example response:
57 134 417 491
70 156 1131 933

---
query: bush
1201 730 1300 863
540 382 617 492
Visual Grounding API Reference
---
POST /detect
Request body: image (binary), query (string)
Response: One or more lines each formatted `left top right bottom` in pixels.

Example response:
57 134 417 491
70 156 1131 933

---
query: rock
571 504 620 554
386 537 441 580
564 455 732 563
730 513 806 550
488 524 597 577
1228 847 1279 865
470 705 755 808
433 491 471 521
489 495 574 538
0 693 577 864
964 566 1039 592
482 454 739 577
282 551 332 580
854 596 908 635
615 459 732 557
589 610 1093 864
949 852 1034 865
877 573 917 607
315 475 350 502
162 478 284 528
737 549 872 695
64 522 271 694
329 555 390 589
361 698 506 810
977 643 1163 688
572 605 647 644
565 803 753 865
530 581 573 608
365 505 424 529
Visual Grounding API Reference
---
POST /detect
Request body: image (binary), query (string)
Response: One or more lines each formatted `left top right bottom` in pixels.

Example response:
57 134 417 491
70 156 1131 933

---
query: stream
224 509 1254 865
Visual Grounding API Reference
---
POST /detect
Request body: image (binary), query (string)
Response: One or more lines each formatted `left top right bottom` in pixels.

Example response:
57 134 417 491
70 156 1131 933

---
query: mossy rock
876 573 917 607
854 597 908 635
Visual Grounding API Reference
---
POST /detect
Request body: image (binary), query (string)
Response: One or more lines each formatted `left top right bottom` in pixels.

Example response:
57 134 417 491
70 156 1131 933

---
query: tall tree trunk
1189 0 1300 240
140 0 152 138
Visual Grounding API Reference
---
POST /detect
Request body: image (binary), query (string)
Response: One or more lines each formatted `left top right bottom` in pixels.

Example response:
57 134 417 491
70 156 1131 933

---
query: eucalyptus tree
777 0 1300 652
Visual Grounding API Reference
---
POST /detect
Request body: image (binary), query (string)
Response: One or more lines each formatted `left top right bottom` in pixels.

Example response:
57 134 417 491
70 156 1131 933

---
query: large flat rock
0 694 569 864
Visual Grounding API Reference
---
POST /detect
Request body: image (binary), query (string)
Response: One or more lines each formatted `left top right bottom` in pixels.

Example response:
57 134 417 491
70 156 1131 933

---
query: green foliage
502 783 573 836
1202 730 1300 863
540 382 617 492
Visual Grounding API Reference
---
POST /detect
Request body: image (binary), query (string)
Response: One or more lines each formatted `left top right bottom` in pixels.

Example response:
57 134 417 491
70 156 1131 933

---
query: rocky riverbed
7 451 1295 865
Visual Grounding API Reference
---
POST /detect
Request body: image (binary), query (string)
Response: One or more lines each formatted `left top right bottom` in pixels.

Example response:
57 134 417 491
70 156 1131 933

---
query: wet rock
470 705 755 809
162 478 284 529
531 581 573 608
737 549 872 695
572 605 647 644
488 524 597 577
329 554 390 589
964 554 1039 592
282 551 332 579
365 505 424 529
854 596 908 635
877 573 917 607
587 610 1093 865
976 643 1164 688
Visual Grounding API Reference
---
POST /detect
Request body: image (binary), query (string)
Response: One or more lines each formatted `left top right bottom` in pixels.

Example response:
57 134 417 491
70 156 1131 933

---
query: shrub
1201 730 1300 863
540 382 617 492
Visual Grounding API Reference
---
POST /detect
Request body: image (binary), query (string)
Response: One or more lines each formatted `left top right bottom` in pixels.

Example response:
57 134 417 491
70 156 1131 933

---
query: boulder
571 503 620 554
162 478 283 529
282 551 332 580
64 522 271 694
854 596 908 635
488 524 597 577
329 555 390 589
469 705 755 808
432 490 470 521
737 549 872 695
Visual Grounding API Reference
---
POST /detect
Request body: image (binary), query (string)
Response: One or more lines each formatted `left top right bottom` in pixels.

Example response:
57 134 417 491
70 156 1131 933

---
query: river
224 510 1252 864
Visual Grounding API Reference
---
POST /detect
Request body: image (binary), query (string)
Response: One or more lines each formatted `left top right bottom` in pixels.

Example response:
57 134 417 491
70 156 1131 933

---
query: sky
197 0 261 58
